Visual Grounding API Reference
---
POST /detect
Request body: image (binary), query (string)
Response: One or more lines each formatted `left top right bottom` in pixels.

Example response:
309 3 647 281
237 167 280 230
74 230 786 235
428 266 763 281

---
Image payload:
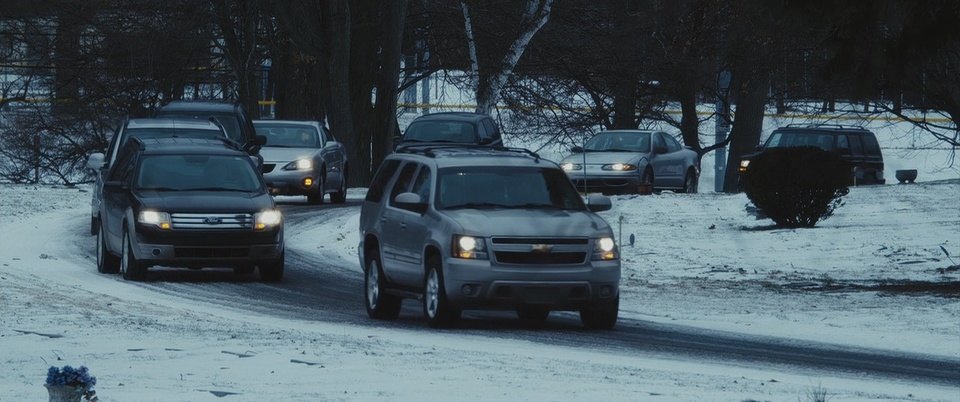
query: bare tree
460 0 553 115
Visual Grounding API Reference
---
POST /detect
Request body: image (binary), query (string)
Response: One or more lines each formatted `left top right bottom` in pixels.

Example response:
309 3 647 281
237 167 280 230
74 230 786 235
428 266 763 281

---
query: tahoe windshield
765 131 835 151
136 155 262 192
437 166 585 211
254 124 320 148
403 121 477 143
583 132 651 152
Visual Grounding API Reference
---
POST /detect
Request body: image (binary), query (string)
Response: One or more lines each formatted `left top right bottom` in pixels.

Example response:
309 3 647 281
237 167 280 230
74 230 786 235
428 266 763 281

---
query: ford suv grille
171 213 253 230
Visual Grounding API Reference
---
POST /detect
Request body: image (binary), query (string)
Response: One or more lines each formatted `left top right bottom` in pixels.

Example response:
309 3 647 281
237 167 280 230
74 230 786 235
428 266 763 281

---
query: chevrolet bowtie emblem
531 244 553 253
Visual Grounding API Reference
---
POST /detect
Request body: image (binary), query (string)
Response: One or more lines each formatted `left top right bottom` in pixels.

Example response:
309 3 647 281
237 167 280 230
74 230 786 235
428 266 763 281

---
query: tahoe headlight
138 210 171 230
739 160 750 172
283 159 313 171
254 209 282 230
592 237 618 260
561 163 583 171
601 163 637 171
453 235 487 259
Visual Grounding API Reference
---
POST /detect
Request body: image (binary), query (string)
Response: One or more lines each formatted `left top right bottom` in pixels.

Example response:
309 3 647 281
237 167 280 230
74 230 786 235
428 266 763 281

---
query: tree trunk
319 0 358 184
370 0 408 181
722 73 769 193
678 79 700 152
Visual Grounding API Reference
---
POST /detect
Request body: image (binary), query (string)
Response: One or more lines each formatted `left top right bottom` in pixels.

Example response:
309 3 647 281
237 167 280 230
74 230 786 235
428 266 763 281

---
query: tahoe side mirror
586 194 612 212
254 135 267 146
394 192 428 214
86 153 105 171
570 146 584 153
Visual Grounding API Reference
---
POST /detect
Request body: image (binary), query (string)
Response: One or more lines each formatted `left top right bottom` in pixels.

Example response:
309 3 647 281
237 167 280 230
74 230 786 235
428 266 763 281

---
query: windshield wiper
443 202 510 210
137 186 183 192
180 187 254 192
512 203 565 210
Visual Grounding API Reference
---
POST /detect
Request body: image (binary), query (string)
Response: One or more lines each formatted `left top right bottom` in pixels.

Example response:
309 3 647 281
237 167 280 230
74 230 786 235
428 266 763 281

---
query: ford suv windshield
136 155 262 192
437 166 585 210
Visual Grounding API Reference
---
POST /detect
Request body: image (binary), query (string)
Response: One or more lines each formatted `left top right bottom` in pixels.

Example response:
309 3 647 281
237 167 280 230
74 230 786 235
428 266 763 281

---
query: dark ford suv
739 124 885 185
96 137 284 282
396 112 502 149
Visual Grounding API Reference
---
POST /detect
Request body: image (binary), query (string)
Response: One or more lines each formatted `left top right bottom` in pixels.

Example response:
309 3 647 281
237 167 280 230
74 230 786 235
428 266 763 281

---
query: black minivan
739 124 885 185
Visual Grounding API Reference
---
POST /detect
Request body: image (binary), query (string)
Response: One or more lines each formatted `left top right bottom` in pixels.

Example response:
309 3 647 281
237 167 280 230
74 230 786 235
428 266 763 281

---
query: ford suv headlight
453 235 487 259
254 210 282 230
283 159 313 171
601 163 637 171
561 163 582 171
592 237 618 260
138 210 172 230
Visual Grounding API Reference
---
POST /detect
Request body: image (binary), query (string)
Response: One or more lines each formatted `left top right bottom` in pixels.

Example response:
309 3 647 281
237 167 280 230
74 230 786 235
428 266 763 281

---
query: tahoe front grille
171 213 253 230
494 251 586 265
175 247 249 258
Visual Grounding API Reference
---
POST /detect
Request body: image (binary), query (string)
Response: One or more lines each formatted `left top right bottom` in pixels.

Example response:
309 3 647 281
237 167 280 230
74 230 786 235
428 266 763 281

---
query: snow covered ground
1 180 957 401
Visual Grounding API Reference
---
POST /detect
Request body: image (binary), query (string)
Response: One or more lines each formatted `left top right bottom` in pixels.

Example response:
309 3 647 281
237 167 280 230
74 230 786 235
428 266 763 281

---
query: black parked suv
395 112 503 149
96 137 284 282
155 101 264 152
739 124 885 185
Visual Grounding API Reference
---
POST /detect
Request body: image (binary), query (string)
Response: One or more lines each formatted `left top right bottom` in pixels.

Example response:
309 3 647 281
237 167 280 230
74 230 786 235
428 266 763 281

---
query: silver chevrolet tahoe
358 145 620 329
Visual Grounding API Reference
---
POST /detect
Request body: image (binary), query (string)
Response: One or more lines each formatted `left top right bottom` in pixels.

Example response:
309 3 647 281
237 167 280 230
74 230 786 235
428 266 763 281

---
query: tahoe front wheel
365 250 401 319
579 294 619 330
423 257 460 328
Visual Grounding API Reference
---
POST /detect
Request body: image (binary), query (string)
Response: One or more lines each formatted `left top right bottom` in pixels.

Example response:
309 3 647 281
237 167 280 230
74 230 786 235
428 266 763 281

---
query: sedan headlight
561 163 583 171
138 210 171 230
453 235 487 259
254 210 282 230
601 163 637 171
739 160 750 172
592 237 618 260
283 159 313 171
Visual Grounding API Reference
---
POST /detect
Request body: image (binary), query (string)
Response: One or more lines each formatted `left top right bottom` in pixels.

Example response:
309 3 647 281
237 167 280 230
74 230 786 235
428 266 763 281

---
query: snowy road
73 199 959 387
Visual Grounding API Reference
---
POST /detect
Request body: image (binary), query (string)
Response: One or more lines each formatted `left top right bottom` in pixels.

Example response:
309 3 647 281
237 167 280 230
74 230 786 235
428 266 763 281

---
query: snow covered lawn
1 182 958 401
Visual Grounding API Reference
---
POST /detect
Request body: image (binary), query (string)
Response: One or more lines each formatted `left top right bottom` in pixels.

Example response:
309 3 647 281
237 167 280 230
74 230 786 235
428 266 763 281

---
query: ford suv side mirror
653 145 668 154
86 153 105 170
570 146 584 153
585 194 612 212
394 192 428 214
103 180 127 191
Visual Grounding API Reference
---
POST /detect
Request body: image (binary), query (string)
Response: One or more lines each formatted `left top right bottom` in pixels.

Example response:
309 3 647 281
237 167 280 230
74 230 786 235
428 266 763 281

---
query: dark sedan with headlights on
253 120 349 204
96 137 284 282
559 130 700 194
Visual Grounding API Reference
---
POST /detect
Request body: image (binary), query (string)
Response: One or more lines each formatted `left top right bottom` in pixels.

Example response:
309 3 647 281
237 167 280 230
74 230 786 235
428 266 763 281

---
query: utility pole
714 70 731 192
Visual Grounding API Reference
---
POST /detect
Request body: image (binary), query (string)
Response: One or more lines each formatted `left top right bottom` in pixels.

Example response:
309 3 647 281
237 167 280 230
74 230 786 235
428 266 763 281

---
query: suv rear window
862 134 881 156
157 111 243 142
436 166 585 211
404 121 477 143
